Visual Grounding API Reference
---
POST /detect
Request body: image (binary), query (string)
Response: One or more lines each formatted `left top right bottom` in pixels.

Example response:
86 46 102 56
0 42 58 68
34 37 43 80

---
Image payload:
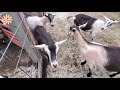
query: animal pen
0 12 45 78
0 12 120 78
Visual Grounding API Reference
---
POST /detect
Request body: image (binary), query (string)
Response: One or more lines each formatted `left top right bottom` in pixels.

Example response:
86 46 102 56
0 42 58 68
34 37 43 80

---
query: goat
32 25 67 68
67 14 119 40
26 13 67 68
69 25 120 78
25 13 55 30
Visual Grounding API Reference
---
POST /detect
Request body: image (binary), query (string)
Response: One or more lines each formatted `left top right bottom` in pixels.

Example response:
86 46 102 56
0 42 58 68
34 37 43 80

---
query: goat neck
73 29 88 49
40 16 49 26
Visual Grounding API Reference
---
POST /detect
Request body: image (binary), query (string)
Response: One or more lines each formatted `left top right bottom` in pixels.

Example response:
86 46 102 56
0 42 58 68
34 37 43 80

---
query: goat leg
86 64 99 77
109 72 120 78
87 68 92 77
81 60 86 65
91 38 94 41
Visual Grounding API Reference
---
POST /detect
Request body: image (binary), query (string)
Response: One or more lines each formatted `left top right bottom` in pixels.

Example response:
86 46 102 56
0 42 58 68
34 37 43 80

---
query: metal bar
10 12 39 63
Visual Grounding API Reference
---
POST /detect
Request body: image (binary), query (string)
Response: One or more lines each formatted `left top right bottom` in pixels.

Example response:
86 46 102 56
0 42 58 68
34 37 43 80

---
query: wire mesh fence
0 12 43 78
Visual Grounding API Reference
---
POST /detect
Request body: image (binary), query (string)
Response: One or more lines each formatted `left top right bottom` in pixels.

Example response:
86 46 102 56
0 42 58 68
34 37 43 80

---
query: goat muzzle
51 24 54 27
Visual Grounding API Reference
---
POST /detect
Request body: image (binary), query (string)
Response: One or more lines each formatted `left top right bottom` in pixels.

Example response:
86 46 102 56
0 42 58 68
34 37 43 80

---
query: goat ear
32 44 46 49
45 13 48 16
55 39 67 45
104 16 110 20
113 20 119 23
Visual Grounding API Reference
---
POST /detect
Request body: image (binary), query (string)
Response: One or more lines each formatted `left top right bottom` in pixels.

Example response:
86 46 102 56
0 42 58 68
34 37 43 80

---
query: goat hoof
51 25 54 27
109 72 120 78
109 75 114 78
87 72 92 77
91 38 93 41
73 62 78 67
109 74 116 78
81 60 86 65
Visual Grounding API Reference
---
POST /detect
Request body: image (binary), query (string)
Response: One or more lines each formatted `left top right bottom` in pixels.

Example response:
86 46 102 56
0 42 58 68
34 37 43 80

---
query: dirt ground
1 12 120 78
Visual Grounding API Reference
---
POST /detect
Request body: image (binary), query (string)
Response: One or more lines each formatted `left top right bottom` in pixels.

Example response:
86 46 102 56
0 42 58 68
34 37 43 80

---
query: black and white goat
70 25 120 78
32 25 67 68
26 13 67 68
25 13 55 30
67 14 119 39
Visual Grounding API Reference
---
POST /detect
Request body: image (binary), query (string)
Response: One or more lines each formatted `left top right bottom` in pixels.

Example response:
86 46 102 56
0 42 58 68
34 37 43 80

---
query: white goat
67 14 119 40
25 13 55 30
70 25 120 78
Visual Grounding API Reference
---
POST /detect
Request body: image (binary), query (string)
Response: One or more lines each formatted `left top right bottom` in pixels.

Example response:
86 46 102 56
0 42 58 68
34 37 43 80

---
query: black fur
81 60 86 65
33 25 57 77
74 14 97 31
109 72 120 78
87 68 92 77
42 56 49 78
70 25 79 32
81 18 97 31
45 13 55 23
104 46 120 72
48 45 56 62
33 25 54 45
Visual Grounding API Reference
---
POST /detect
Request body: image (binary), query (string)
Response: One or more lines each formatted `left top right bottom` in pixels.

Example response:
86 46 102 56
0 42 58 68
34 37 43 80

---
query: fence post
10 12 43 78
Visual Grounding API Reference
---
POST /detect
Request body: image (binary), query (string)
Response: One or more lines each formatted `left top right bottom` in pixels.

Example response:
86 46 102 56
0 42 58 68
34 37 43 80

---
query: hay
46 12 120 78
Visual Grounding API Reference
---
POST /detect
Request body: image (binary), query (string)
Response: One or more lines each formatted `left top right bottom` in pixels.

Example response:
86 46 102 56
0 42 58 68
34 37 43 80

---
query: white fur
55 44 59 54
91 42 106 46
55 39 67 45
73 16 76 20
26 16 48 29
51 60 58 68
33 44 46 49
102 16 119 30
92 20 104 31
44 45 58 68
0 75 3 78
86 19 105 37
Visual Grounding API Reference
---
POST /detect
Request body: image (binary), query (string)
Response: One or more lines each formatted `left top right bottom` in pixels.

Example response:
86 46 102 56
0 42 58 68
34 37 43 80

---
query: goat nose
51 25 54 27
101 28 104 30
53 64 57 68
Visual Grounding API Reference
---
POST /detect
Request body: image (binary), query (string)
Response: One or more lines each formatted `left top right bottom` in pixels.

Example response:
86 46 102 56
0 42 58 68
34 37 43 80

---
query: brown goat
70 25 120 78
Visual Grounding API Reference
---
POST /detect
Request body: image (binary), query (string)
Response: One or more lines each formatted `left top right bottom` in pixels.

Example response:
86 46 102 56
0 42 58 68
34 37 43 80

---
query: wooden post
10 12 43 78
18 12 43 78
18 12 37 45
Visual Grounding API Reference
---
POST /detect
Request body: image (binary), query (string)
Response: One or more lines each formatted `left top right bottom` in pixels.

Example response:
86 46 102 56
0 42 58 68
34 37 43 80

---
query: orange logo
1 14 13 25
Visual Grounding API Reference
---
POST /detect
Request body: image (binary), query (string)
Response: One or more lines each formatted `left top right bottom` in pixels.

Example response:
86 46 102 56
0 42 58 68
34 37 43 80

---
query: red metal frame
0 23 22 47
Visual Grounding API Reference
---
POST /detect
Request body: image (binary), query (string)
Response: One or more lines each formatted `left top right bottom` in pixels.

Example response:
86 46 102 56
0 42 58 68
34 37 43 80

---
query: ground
0 12 120 78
